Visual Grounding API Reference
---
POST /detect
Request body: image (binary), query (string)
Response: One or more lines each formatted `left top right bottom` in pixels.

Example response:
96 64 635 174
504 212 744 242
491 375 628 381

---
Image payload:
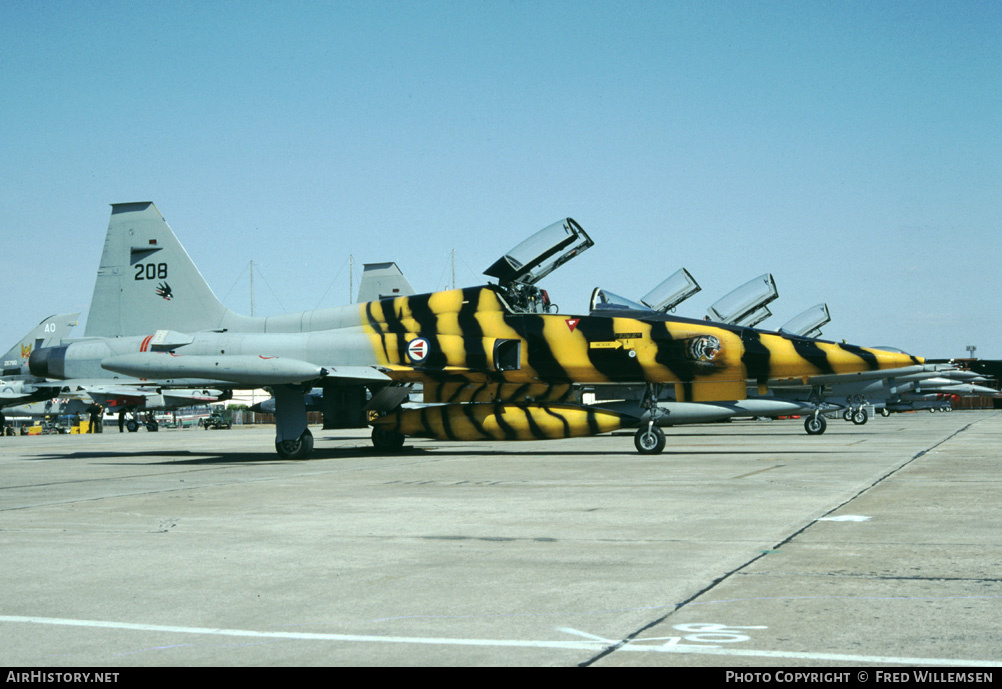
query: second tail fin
2 313 79 377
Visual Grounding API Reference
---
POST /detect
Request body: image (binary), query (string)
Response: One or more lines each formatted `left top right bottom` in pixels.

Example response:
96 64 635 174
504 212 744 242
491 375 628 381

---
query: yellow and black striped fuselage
360 285 921 401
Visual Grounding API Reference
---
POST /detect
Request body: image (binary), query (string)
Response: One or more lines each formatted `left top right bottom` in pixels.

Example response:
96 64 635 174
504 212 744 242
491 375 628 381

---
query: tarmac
1 410 1000 668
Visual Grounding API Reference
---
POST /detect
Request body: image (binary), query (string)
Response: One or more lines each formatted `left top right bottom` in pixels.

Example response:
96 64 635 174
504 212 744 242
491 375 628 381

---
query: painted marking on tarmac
818 515 871 522
2 615 1001 666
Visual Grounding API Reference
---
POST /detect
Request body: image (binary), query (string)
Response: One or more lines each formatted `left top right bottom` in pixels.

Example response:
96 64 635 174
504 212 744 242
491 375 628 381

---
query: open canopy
484 218 593 286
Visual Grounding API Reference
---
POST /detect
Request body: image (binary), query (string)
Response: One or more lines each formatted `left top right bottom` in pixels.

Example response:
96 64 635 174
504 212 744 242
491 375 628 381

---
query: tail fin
356 262 416 302
85 202 236 337
2 313 79 376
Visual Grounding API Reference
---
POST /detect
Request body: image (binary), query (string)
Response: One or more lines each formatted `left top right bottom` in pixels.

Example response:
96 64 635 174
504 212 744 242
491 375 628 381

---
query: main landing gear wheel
276 428 314 459
805 414 827 435
371 427 406 452
879 408 890 417
634 425 666 454
851 408 868 425
126 419 139 433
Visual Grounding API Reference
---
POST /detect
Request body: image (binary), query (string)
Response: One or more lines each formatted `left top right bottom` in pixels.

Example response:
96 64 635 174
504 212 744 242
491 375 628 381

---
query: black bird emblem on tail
155 282 173 300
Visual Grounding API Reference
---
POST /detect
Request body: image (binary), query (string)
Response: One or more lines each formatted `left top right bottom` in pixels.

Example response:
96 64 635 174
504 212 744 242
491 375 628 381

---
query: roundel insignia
407 337 431 363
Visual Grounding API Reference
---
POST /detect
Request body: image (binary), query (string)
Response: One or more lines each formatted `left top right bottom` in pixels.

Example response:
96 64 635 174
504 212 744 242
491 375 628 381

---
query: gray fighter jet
0 313 80 429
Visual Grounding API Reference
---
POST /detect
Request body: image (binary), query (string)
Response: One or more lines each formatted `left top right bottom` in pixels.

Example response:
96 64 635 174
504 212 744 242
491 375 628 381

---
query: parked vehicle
204 408 232 430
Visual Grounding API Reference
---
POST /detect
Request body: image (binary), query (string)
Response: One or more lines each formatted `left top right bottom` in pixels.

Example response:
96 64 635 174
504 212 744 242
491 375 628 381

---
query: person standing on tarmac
87 403 100 433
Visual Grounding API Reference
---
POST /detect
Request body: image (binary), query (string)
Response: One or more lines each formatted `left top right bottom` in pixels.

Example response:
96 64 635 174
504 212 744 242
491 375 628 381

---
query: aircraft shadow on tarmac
27 450 286 465
27 443 853 465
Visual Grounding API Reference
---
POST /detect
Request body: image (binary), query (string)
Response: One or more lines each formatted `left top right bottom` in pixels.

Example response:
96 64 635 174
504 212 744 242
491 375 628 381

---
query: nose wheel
804 385 830 435
804 413 827 435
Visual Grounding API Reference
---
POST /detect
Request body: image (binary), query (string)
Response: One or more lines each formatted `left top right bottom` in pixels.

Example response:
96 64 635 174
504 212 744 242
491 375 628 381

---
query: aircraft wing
770 364 948 388
767 364 988 395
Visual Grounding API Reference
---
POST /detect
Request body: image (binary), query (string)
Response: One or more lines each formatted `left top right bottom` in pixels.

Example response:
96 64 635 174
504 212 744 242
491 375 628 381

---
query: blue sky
2 1 999 359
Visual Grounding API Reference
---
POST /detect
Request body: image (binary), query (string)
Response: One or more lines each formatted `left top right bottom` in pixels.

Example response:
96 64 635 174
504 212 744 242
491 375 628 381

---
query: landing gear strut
273 385 313 459
634 383 669 454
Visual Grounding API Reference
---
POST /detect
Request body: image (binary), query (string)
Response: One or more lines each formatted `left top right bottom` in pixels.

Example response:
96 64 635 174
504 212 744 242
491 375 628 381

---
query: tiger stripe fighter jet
30 203 922 458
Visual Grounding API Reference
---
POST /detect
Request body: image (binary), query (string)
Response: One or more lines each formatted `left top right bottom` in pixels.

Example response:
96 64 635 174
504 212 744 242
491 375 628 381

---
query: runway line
2 615 1000 666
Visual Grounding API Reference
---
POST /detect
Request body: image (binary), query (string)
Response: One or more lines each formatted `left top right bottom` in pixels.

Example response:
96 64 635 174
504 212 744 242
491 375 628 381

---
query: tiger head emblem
686 335 721 369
